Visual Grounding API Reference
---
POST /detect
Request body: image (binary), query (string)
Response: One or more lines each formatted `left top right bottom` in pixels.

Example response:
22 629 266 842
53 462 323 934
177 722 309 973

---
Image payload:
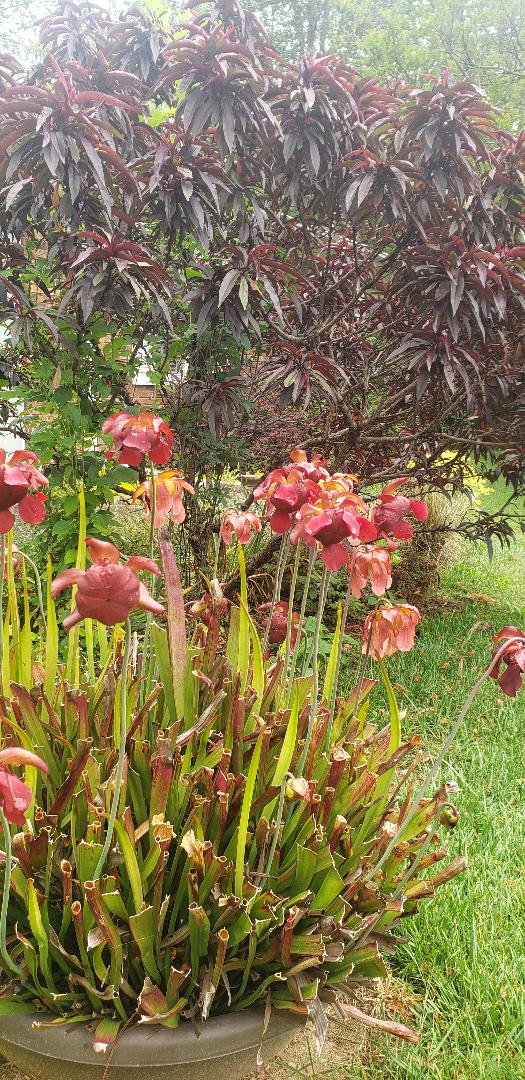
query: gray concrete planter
0 1009 304 1080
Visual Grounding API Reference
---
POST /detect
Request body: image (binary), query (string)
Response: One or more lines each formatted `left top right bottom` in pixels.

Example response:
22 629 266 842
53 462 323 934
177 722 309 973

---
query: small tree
0 0 524 571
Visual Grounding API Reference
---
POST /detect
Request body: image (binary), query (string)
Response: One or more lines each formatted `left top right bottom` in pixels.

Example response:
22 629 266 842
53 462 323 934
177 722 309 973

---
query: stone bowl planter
0 1009 305 1080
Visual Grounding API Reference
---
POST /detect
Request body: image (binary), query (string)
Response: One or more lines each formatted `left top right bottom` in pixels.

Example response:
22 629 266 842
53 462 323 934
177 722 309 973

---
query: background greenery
245 0 525 127
305 480 524 1080
3 0 525 126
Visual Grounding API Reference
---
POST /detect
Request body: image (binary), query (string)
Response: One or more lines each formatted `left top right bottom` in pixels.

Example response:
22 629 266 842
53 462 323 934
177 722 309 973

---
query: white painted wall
0 429 25 454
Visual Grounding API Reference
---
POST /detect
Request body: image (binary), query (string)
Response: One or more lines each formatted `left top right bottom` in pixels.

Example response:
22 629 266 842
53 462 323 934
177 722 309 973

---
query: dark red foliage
0 1 524 547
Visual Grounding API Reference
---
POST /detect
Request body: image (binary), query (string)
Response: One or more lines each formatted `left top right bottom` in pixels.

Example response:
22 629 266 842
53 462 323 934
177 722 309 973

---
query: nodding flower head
288 449 329 483
0 449 48 535
133 469 194 529
350 546 393 599
373 478 428 540
291 494 378 571
363 603 421 660
490 626 525 697
220 510 262 546
253 450 330 534
51 538 165 630
102 412 174 467
0 747 48 826
259 600 300 646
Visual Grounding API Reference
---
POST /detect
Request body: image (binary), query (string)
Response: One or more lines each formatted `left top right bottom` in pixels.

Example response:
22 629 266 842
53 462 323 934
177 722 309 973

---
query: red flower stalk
133 469 194 528
102 412 174 467
259 600 300 646
490 626 525 697
0 450 48 534
373 478 428 540
363 603 421 659
51 538 165 629
0 747 48 827
220 510 262 546
292 496 378 571
350 547 393 599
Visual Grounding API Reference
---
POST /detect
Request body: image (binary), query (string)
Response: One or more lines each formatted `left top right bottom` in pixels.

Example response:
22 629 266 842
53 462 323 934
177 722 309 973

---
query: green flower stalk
0 806 24 979
285 544 316 703
281 540 302 686
141 457 159 704
261 534 290 653
324 576 352 749
93 617 132 882
296 566 330 776
18 550 47 636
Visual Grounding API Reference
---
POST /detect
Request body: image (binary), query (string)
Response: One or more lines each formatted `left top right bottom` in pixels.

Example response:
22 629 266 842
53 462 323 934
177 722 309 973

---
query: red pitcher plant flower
259 600 300 646
363 603 422 659
0 747 48 827
489 626 525 697
220 510 262 546
320 471 360 497
287 449 329 481
350 546 393 599
102 412 174 467
253 450 329 533
292 493 378 571
133 469 195 528
0 450 48 534
373 478 428 540
51 538 165 629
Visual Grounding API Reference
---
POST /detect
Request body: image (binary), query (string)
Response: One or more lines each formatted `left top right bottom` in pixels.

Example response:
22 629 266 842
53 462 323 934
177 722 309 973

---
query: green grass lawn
341 495 525 1079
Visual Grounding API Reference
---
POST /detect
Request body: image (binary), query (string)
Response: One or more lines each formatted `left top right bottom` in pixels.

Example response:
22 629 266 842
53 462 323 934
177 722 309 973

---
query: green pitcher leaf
0 999 36 1016
151 623 177 722
92 1017 123 1054
44 557 59 701
159 534 186 721
235 727 264 897
322 602 342 705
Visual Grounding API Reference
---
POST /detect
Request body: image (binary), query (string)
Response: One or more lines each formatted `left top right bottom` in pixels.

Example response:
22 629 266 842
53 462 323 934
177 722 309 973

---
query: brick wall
128 383 157 409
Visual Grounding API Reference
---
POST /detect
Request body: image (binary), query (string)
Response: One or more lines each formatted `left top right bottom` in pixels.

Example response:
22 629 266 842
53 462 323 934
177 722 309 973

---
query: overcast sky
0 0 125 59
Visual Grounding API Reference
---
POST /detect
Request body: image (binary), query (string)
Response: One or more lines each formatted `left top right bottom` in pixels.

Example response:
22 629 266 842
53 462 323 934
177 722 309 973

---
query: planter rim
0 1007 304 1069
